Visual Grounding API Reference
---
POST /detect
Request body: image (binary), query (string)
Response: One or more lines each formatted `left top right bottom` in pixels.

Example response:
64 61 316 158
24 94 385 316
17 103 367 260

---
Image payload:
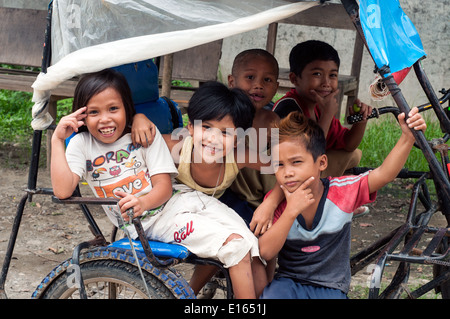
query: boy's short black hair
231 48 279 77
289 40 340 76
187 81 255 130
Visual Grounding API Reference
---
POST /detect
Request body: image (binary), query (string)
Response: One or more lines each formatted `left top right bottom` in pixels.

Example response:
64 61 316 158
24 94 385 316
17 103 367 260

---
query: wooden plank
0 73 78 98
160 40 223 83
0 7 47 67
161 54 174 98
266 23 278 55
279 3 355 30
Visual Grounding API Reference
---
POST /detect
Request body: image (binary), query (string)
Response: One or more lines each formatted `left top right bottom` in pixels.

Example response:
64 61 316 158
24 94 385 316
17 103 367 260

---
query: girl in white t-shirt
51 69 265 299
51 69 176 227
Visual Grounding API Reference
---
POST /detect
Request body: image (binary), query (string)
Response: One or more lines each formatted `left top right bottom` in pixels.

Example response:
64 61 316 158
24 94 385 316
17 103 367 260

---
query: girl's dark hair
72 68 135 133
274 111 326 161
289 40 340 76
187 81 255 130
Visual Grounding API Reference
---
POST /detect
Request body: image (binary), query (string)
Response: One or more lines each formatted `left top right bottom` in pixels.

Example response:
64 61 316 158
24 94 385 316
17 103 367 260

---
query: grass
357 113 447 172
0 89 72 168
0 90 72 143
0 88 448 172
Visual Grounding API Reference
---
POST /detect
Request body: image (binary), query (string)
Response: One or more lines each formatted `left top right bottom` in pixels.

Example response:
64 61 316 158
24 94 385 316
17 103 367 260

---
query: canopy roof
31 0 318 129
31 0 426 130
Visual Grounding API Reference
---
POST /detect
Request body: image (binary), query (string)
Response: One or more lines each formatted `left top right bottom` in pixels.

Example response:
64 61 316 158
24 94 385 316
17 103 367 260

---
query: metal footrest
387 226 450 266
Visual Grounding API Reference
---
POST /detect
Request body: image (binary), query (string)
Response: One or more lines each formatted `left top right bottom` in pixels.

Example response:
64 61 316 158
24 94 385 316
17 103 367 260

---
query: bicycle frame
340 0 450 298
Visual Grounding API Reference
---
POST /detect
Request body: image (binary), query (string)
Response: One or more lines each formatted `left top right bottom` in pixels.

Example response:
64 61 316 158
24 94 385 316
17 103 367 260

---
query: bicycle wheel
32 247 195 299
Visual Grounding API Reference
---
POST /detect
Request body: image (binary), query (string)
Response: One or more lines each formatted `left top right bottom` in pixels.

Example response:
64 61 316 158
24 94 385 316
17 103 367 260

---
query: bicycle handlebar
347 88 450 124
347 107 396 124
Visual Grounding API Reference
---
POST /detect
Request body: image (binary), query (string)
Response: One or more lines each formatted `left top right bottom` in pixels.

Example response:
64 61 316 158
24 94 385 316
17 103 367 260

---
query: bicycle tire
32 246 195 299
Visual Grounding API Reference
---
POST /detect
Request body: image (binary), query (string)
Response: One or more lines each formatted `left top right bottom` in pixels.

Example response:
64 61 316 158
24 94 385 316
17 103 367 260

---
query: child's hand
53 107 87 141
349 99 372 123
131 113 156 147
398 107 427 140
250 203 274 236
114 190 145 221
281 176 315 218
311 89 340 117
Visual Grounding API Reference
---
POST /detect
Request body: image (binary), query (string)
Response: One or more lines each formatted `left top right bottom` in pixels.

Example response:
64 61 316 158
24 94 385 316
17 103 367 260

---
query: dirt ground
0 148 447 299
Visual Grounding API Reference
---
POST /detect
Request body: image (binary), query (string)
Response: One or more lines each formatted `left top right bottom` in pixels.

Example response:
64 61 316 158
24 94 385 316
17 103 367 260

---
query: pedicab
0 0 448 299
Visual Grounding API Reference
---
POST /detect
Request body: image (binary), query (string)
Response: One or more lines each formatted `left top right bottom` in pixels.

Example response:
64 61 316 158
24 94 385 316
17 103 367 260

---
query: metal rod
0 194 28 298
381 73 450 202
413 62 450 134
71 242 91 299
27 131 42 199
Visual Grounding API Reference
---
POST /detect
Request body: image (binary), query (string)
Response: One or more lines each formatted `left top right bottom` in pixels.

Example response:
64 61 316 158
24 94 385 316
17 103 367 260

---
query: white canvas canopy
31 0 320 130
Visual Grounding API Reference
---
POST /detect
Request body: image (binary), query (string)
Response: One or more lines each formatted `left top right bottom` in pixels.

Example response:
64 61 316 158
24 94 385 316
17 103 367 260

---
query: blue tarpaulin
359 0 426 77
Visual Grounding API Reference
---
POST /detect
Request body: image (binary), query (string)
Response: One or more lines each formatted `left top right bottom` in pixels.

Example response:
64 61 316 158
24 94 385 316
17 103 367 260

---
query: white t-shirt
65 129 178 234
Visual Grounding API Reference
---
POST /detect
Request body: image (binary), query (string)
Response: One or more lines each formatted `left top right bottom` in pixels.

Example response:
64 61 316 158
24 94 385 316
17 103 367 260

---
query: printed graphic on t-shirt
93 169 150 198
84 144 151 199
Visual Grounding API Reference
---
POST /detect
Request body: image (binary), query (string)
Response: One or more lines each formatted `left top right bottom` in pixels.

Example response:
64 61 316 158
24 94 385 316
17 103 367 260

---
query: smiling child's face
188 115 237 164
84 87 127 144
290 60 339 106
228 55 279 111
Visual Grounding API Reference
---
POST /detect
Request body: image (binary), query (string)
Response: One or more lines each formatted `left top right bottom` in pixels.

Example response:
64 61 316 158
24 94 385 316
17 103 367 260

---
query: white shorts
145 189 261 268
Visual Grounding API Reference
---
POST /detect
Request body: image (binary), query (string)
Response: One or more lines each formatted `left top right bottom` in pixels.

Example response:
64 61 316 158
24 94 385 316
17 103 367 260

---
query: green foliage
0 87 448 174
0 90 74 145
56 98 74 121
171 80 193 88
0 90 34 144
358 115 447 172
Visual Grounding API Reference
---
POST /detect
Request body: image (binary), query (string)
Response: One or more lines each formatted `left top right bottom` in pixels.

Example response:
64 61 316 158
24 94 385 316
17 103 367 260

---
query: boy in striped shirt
259 108 426 298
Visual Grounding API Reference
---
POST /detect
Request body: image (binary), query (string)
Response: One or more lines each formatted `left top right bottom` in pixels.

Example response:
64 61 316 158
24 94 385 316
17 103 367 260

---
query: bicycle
346 88 450 298
25 194 233 299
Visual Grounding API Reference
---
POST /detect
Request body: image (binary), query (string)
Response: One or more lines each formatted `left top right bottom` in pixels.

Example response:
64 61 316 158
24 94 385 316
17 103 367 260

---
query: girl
51 70 265 298
51 69 176 239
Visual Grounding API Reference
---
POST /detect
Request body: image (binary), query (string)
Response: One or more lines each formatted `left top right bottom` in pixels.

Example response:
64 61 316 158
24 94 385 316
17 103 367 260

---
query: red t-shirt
272 88 348 150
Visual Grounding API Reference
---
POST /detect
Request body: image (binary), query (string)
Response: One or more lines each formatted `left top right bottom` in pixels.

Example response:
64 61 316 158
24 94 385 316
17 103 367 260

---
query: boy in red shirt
273 40 372 179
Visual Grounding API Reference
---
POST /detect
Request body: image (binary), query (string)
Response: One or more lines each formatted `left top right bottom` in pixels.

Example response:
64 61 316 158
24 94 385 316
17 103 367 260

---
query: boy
161 81 272 296
133 81 273 297
228 49 280 132
272 40 372 178
259 108 426 298
226 49 280 235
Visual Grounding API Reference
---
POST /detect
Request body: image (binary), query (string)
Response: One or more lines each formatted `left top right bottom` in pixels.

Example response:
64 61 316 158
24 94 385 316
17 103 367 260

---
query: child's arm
236 147 281 235
131 113 156 147
114 173 173 220
51 107 86 199
368 107 426 194
249 181 284 235
259 177 315 261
